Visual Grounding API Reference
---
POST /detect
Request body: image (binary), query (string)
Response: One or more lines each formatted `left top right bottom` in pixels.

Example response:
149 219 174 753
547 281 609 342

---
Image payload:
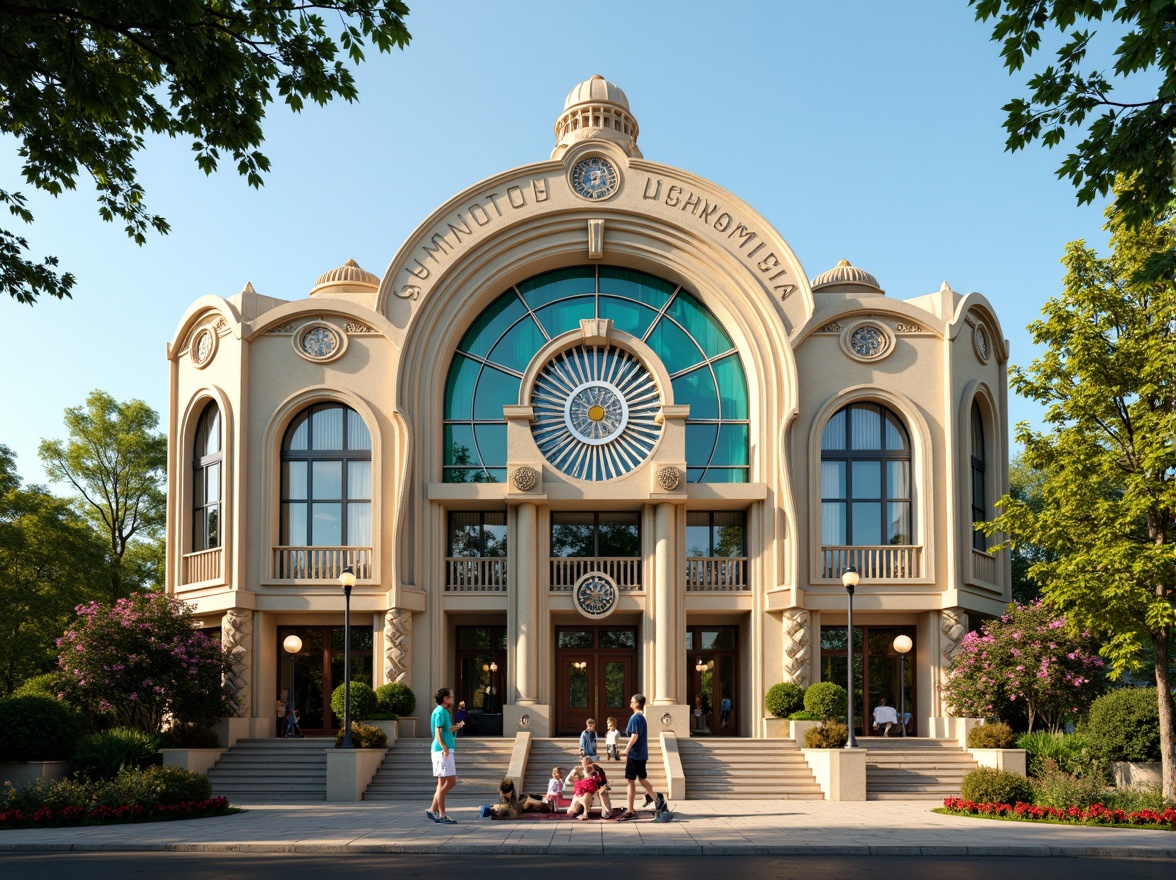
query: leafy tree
1 1 412 305
0 445 107 695
941 601 1106 732
39 391 167 602
57 591 232 733
982 205 1175 795
969 1 1175 229
1006 455 1052 602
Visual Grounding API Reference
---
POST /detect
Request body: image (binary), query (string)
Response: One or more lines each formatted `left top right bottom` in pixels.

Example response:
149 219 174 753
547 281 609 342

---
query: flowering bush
0 797 230 829
56 592 231 733
940 600 1105 732
941 797 1176 829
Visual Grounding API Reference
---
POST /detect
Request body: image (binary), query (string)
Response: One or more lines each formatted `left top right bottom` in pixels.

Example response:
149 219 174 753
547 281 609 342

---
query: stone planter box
763 717 789 738
801 748 867 801
790 720 822 744
397 717 416 739
1112 762 1163 790
326 748 388 801
0 761 71 787
930 716 982 748
160 748 227 777
969 748 1026 776
368 720 398 745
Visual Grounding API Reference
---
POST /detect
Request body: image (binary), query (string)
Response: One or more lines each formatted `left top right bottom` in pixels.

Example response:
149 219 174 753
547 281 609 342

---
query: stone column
221 608 251 717
653 501 675 704
782 608 811 687
383 608 412 684
515 501 538 703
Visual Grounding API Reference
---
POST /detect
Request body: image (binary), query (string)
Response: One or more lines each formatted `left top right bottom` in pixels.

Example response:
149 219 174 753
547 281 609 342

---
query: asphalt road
0 853 1172 879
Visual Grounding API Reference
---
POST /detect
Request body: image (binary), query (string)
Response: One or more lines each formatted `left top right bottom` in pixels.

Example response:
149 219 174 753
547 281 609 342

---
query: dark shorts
624 757 647 781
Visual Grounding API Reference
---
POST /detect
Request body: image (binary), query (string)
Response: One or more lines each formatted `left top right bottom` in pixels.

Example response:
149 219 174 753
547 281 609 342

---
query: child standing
579 718 599 760
544 767 564 812
605 717 621 761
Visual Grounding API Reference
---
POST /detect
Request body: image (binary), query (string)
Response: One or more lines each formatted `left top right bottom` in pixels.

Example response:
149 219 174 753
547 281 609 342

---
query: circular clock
573 572 618 620
301 326 338 358
570 157 620 201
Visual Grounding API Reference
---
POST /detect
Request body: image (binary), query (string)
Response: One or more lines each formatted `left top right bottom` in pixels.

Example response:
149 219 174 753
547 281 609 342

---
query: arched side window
970 400 986 551
192 402 222 551
280 404 372 547
442 265 749 483
820 403 912 546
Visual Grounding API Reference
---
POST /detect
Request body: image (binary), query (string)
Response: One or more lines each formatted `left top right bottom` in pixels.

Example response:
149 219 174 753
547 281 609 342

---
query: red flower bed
942 797 1176 829
0 797 230 829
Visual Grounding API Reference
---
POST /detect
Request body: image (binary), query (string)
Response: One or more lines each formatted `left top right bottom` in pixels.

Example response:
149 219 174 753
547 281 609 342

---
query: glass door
278 625 372 735
819 625 915 737
686 625 739 736
554 626 637 735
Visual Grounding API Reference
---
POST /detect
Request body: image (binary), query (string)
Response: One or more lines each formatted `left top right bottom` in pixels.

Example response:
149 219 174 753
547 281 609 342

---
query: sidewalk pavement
1 797 1173 858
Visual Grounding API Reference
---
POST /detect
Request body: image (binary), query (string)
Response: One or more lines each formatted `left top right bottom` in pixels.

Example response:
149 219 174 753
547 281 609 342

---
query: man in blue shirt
617 693 665 820
427 687 464 824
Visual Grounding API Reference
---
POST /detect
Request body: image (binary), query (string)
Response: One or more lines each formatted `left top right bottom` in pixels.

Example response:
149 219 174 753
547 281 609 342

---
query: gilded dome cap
811 259 884 294
310 259 379 297
552 75 642 160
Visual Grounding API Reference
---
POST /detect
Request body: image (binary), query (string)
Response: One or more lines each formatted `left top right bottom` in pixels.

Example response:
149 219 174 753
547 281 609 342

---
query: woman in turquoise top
427 687 463 823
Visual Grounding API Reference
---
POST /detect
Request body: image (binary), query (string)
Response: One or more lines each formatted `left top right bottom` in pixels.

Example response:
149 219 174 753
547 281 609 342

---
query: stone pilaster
384 608 412 684
221 608 251 718
782 608 811 687
515 501 538 703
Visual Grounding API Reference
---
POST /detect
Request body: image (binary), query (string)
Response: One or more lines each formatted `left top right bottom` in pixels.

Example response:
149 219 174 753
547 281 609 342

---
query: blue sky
1 1 1138 487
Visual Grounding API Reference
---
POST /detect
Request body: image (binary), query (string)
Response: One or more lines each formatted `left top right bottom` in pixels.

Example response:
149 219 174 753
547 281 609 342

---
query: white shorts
432 750 456 777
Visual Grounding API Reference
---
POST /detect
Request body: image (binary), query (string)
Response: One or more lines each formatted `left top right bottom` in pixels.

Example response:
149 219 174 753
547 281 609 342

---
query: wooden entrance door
555 626 636 735
686 625 739 736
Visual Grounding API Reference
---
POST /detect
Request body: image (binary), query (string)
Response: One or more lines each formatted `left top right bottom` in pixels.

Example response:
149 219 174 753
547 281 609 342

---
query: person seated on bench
872 697 899 736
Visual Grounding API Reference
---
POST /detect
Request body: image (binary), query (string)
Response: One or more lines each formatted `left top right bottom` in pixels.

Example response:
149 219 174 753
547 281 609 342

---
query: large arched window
970 400 986 551
820 403 912 546
443 265 749 483
280 404 371 547
192 403 222 551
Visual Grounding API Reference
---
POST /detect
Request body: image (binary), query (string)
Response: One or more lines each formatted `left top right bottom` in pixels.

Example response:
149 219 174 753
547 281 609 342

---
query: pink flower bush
941 601 1105 732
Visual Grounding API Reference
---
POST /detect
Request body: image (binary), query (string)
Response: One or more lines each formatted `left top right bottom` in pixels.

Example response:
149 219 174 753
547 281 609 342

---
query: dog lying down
483 778 552 819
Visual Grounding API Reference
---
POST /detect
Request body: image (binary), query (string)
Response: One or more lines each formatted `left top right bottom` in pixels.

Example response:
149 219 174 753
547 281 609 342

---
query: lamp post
339 565 357 748
842 565 859 748
893 634 913 738
282 634 302 737
489 660 499 713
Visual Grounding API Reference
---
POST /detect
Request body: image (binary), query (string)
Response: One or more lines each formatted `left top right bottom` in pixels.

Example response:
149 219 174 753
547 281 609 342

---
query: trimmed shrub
959 767 1033 805
1080 687 1160 763
968 722 1016 749
375 682 416 718
803 682 847 720
157 724 220 749
331 681 379 723
1016 730 1099 778
764 682 805 719
334 722 388 749
804 722 848 749
144 765 212 804
0 695 79 762
72 728 160 781
789 710 820 721
13 673 61 699
1030 760 1109 809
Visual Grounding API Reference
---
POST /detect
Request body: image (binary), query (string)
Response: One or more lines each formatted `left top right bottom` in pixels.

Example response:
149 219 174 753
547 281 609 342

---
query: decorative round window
973 323 991 363
573 572 618 620
293 321 347 363
191 328 216 369
840 320 894 362
530 345 661 481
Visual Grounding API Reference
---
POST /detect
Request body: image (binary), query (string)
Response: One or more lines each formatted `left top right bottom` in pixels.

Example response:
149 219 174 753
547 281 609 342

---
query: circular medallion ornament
511 465 538 491
655 465 682 491
531 346 661 481
573 572 618 620
292 321 348 363
191 328 216 368
840 320 894 363
570 157 620 201
973 323 990 363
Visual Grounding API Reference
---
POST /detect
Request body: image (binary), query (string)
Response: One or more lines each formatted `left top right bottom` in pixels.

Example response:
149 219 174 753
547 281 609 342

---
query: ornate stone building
166 76 1010 739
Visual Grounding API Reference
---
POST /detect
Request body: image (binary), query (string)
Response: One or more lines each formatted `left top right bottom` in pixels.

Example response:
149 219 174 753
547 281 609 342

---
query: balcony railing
273 546 372 580
820 545 922 580
685 557 748 591
446 557 507 592
182 547 222 585
550 557 642 591
971 548 997 584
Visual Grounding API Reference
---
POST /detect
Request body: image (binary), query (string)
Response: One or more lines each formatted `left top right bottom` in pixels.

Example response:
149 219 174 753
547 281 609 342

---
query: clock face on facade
573 572 618 619
570 157 620 201
300 326 339 359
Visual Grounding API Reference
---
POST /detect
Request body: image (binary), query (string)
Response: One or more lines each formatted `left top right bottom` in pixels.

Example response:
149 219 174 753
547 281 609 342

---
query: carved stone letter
781 609 811 687
384 608 413 684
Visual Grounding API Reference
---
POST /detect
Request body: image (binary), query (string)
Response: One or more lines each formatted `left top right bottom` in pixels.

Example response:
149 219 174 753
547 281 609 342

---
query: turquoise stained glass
443 266 749 482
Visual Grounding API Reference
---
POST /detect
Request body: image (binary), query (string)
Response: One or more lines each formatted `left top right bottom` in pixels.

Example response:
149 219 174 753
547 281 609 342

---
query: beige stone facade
165 77 1010 740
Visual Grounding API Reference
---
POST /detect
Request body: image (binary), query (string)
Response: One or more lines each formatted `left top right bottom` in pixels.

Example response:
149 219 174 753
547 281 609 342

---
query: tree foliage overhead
983 202 1175 794
0 1 412 305
38 391 167 602
969 1 1175 228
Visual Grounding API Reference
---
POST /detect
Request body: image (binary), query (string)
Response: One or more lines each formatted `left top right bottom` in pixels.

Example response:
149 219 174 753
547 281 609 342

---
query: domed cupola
310 258 380 298
552 75 642 160
811 259 884 295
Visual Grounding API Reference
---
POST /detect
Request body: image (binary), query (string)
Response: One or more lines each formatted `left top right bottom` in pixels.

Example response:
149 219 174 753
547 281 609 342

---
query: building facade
166 77 1010 739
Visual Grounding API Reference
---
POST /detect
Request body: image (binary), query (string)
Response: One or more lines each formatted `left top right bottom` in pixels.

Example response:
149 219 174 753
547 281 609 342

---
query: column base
504 703 551 738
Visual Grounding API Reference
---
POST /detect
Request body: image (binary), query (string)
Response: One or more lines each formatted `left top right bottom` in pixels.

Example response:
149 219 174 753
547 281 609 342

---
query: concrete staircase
677 738 824 800
207 737 330 803
865 738 978 800
523 738 667 802
363 737 515 801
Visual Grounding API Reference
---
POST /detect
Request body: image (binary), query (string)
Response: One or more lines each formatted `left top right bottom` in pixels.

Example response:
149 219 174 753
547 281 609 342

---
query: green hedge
803 682 847 720
764 683 805 719
1080 688 1160 763
968 722 1016 749
375 682 416 718
960 766 1033 805
0 695 79 762
330 681 378 723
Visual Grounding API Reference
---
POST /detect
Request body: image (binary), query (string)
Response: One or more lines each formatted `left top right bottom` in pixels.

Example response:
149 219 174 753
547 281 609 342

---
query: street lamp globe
283 634 302 655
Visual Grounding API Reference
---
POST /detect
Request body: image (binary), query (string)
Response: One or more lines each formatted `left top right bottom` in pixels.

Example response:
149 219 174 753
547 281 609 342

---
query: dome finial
552 76 641 160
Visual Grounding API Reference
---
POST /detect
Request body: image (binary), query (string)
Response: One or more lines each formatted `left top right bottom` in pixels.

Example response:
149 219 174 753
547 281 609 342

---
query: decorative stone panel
384 609 412 684
222 609 251 718
654 465 681 492
511 465 538 492
782 609 811 687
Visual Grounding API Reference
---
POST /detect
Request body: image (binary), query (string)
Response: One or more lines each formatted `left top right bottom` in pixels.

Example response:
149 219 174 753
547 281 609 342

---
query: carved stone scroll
781 608 811 687
384 608 413 684
221 609 251 718
940 606 968 685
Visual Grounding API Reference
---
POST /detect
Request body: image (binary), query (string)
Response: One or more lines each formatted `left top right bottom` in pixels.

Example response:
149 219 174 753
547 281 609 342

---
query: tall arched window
192 403 222 551
970 400 986 551
281 404 372 547
820 403 912 546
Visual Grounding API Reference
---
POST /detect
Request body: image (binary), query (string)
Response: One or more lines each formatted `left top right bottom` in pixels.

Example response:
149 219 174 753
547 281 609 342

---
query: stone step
364 738 515 801
678 739 822 800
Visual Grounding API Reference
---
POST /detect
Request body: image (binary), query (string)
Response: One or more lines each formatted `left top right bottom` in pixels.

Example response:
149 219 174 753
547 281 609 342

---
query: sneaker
617 809 638 821
642 794 653 808
425 810 437 821
577 814 589 821
438 815 457 824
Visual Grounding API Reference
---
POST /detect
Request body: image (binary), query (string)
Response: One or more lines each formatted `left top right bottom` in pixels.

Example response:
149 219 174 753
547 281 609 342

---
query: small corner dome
310 259 380 297
552 74 642 160
811 259 884 295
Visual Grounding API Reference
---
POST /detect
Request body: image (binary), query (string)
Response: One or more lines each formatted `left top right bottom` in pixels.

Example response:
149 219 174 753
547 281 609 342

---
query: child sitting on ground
567 756 614 820
605 716 620 761
544 767 564 812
